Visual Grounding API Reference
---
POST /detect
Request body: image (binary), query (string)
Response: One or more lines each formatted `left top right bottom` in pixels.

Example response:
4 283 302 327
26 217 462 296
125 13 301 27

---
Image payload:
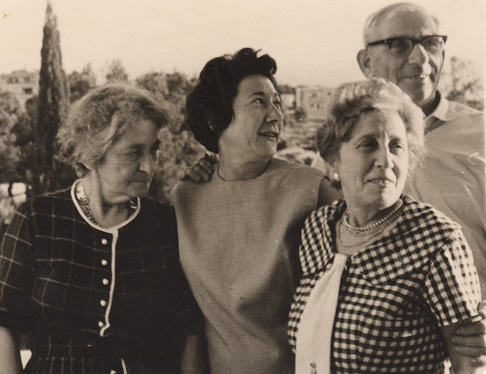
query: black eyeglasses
367 35 447 56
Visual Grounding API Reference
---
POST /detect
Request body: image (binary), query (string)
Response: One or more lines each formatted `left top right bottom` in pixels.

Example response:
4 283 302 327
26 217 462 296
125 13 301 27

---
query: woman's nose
375 147 392 169
139 154 157 174
267 103 284 122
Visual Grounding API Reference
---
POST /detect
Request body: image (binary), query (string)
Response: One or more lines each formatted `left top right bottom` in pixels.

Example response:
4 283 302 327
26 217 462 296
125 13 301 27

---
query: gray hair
317 78 427 188
362 2 441 46
57 83 170 177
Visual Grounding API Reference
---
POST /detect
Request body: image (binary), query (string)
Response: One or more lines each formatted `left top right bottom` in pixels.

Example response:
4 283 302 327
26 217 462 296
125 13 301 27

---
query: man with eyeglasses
183 1 486 368
312 2 486 366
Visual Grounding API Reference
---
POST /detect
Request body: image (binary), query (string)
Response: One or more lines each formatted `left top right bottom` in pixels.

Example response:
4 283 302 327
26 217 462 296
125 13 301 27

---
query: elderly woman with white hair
289 78 482 374
0 84 202 374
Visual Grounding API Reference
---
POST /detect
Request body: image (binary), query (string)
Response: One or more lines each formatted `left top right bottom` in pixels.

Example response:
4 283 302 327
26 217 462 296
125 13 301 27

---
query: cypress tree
33 1 72 194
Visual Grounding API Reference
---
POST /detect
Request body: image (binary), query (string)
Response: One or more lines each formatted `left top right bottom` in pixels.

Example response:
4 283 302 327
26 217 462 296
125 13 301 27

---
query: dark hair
58 83 170 177
186 48 278 153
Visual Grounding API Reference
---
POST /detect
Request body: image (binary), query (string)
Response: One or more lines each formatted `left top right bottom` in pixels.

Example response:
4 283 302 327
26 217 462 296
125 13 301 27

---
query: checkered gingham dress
288 195 480 374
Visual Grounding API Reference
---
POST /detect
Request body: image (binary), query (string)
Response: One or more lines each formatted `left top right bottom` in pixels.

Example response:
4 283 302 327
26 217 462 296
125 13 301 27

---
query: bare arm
0 326 22 374
181 334 209 374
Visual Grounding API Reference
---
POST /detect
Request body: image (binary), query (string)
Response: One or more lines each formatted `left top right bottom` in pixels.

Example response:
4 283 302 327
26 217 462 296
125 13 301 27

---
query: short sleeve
0 202 35 331
425 229 481 326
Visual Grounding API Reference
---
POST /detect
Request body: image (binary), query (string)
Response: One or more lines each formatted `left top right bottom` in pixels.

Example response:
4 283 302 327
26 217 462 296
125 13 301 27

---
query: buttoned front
0 185 202 374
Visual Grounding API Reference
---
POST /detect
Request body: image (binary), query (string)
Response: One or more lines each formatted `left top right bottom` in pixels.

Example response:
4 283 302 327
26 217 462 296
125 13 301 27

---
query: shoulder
140 196 176 223
300 200 344 274
270 158 326 186
171 179 207 203
272 158 324 177
400 195 461 240
302 199 343 239
20 187 72 214
447 100 483 117
444 100 484 131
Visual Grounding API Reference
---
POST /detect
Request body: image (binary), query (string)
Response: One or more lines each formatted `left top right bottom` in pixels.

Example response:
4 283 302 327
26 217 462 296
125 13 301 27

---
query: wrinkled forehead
364 4 441 44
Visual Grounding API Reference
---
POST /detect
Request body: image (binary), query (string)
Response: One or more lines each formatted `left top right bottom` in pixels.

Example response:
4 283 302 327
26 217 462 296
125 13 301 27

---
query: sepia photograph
0 0 485 373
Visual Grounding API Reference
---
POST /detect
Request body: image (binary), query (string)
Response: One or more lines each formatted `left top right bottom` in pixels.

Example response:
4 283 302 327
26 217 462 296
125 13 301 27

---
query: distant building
281 93 295 111
0 70 39 104
295 86 334 120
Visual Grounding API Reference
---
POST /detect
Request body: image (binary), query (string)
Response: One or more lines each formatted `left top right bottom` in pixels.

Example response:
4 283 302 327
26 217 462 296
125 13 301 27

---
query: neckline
71 180 140 231
216 158 274 183
343 199 404 234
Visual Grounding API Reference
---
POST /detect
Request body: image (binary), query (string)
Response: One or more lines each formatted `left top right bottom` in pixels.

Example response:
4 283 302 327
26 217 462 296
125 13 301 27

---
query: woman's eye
125 150 139 159
254 98 266 105
360 141 376 148
391 141 404 150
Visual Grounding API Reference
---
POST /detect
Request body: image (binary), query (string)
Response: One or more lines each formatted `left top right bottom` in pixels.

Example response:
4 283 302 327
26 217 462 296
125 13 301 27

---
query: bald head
357 2 445 115
363 2 441 46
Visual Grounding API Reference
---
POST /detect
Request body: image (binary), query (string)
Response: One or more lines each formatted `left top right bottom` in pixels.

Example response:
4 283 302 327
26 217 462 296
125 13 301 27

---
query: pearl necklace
342 199 403 234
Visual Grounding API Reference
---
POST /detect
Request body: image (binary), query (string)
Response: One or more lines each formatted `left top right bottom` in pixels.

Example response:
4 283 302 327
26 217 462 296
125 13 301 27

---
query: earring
332 172 340 182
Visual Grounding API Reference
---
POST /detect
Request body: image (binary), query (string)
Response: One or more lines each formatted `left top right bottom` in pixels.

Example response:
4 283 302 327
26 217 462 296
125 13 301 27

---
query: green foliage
105 59 129 83
440 56 484 111
33 3 74 195
68 64 97 103
0 91 23 183
136 71 205 203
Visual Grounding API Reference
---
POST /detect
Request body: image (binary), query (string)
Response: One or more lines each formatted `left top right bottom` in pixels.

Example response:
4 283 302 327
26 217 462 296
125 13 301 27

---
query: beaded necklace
342 199 403 235
75 181 137 226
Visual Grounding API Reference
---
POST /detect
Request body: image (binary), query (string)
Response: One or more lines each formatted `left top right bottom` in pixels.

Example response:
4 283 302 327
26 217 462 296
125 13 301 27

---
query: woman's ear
325 157 338 179
325 157 342 190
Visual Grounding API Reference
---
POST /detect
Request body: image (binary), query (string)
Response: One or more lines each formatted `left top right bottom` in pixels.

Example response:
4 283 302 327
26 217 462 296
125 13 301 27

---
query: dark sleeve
0 201 35 332
162 206 204 336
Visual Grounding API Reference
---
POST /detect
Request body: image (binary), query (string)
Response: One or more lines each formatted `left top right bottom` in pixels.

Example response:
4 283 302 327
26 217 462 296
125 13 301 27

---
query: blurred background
0 0 484 234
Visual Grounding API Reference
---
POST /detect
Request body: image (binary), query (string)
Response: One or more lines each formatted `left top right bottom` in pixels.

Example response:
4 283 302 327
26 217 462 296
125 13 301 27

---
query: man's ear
357 49 374 78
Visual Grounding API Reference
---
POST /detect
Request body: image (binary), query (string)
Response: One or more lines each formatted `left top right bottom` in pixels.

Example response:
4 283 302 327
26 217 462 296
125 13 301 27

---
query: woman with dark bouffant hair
171 48 340 374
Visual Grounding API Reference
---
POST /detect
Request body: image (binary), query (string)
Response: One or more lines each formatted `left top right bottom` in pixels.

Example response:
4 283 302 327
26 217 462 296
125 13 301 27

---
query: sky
0 0 484 87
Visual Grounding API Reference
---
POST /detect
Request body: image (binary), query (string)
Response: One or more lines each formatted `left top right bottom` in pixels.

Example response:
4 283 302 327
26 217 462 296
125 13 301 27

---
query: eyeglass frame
366 35 448 56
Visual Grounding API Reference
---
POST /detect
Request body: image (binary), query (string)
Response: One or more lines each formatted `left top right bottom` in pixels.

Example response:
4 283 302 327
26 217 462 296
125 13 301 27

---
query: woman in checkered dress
0 84 202 373
288 78 482 373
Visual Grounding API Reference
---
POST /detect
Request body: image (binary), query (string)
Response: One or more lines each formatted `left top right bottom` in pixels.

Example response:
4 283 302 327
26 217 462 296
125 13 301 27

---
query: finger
452 334 486 350
479 300 486 318
190 164 212 182
199 159 215 175
455 317 486 336
471 356 486 368
203 152 219 165
184 169 203 183
178 171 190 181
453 345 486 358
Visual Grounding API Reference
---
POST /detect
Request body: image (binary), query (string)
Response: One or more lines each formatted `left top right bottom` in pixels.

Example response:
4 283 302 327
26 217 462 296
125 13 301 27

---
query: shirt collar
425 90 464 122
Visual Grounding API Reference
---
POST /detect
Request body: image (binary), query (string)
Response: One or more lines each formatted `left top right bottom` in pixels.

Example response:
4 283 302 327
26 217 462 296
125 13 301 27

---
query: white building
0 70 39 104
